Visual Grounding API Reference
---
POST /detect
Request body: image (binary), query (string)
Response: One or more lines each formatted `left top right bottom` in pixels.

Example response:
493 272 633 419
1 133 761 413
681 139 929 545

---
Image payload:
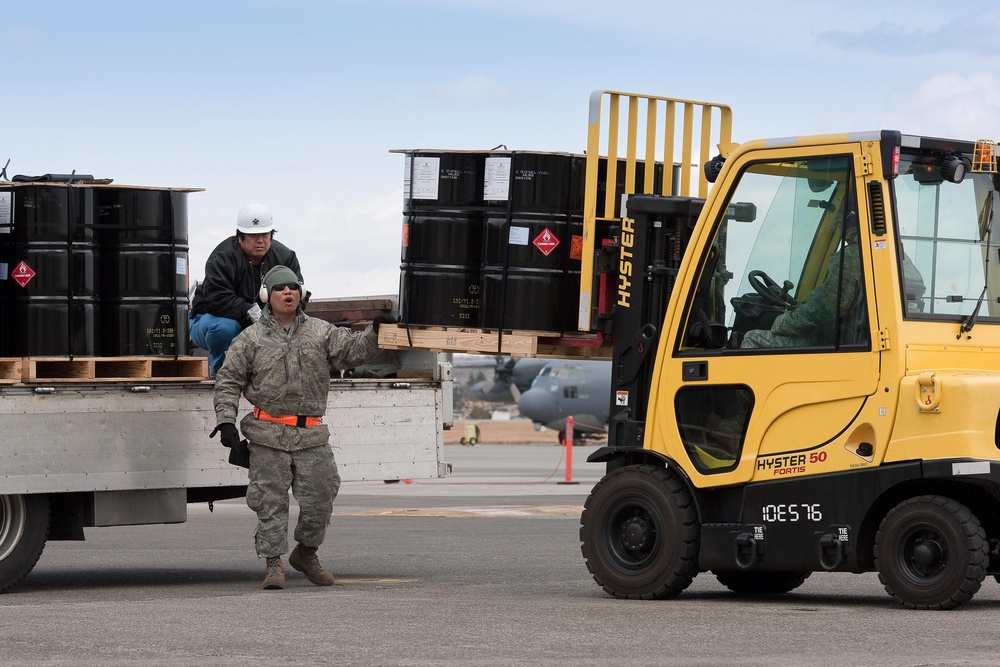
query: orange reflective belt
253 406 323 427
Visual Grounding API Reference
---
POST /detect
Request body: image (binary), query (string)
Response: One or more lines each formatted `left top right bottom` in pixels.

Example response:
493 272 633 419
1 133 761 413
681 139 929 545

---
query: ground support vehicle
572 91 1000 609
0 303 452 593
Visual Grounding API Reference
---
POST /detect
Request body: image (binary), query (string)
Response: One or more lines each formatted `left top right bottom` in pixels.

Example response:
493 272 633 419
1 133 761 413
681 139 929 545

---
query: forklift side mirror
725 202 757 223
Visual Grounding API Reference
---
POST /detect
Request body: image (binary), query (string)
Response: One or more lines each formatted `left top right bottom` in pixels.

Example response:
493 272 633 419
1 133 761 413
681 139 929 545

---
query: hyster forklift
577 91 1000 609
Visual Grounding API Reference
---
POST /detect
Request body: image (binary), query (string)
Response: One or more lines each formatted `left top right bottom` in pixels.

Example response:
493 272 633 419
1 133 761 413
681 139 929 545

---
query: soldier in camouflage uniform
212 265 392 589
742 225 863 349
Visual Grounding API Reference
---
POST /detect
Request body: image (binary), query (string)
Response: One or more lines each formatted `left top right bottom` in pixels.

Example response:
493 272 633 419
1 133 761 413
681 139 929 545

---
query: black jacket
191 236 303 323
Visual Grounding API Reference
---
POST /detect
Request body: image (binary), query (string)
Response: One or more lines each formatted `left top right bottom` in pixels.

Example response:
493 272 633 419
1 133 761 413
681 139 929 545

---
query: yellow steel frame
578 90 733 331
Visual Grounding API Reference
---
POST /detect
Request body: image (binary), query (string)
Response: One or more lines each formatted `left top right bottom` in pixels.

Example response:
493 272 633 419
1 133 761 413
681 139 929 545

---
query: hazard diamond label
533 228 560 256
12 260 35 288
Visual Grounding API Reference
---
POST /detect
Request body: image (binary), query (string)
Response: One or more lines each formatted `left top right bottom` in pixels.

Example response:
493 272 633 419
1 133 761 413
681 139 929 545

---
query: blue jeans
189 313 242 376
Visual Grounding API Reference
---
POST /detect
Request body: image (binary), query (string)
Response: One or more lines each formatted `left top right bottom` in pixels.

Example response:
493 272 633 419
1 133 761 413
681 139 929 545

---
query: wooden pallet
306 296 394 326
377 324 612 359
15 356 209 383
0 358 23 384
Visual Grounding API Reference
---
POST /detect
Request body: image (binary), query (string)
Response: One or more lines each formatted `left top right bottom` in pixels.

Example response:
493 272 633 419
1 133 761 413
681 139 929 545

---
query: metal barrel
0 185 98 356
479 152 585 333
95 188 190 356
398 151 487 327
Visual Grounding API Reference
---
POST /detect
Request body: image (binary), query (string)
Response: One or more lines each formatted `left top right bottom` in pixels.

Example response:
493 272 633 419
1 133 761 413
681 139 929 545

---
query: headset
259 278 306 302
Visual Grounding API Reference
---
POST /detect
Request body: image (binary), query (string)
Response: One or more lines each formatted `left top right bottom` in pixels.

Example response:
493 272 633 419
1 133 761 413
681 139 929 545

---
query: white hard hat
236 202 274 234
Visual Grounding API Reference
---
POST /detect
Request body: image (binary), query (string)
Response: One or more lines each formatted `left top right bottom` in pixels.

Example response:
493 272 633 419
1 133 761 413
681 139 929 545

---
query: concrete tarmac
2 443 999 666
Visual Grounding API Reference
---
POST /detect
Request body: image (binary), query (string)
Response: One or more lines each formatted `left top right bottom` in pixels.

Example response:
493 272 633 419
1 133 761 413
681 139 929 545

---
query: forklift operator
741 224 863 349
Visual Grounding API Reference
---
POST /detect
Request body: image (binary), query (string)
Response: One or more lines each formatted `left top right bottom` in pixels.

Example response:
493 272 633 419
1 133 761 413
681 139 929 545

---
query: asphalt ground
2 443 1000 666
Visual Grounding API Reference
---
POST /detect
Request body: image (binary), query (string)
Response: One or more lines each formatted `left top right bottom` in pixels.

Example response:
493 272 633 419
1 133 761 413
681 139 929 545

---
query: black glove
372 313 397 334
210 423 240 449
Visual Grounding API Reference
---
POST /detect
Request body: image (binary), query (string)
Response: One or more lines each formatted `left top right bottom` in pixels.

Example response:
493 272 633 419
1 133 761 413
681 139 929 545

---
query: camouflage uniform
742 240 863 349
213 307 380 558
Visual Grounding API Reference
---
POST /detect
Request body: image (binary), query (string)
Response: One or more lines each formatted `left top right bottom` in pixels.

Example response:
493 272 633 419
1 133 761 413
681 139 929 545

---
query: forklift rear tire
0 494 51 594
713 570 811 595
874 495 987 610
580 464 699 599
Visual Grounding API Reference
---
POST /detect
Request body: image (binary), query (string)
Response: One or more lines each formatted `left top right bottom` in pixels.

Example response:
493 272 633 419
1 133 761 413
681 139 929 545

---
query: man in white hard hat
190 203 305 377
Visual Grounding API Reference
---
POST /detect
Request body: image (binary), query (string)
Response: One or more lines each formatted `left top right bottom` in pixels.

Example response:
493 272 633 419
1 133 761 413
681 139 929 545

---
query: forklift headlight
704 155 725 183
941 155 970 183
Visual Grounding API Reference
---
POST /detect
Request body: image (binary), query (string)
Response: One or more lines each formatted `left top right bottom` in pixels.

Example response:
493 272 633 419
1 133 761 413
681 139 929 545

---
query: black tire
0 494 51 594
580 464 700 599
468 437 477 446
713 570 811 595
874 495 987 610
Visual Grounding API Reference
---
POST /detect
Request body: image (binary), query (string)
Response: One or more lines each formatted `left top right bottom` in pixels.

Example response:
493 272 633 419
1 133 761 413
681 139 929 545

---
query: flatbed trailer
0 339 452 593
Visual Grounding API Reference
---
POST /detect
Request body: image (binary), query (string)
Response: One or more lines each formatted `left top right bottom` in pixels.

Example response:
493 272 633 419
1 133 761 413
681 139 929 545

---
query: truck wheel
0 494 50 593
580 464 699 599
713 570 811 595
874 495 987 610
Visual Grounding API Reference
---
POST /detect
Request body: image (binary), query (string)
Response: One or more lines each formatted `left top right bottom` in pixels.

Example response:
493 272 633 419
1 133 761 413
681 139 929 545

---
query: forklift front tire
580 464 700 599
874 495 987 610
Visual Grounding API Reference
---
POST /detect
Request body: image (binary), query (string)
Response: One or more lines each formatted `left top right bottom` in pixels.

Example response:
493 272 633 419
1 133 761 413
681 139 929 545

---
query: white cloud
284 189 405 298
818 14 1000 57
187 190 406 299
887 71 1000 138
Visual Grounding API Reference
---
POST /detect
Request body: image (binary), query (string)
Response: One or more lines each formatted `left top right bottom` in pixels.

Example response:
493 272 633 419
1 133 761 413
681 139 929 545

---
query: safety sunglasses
272 282 300 292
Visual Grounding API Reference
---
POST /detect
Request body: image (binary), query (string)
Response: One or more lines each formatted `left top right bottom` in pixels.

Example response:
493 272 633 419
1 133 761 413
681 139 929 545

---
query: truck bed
0 370 452 497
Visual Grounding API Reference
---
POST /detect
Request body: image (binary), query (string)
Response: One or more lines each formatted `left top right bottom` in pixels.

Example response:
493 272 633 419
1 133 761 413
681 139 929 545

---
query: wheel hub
620 516 650 551
911 539 944 569
0 495 27 562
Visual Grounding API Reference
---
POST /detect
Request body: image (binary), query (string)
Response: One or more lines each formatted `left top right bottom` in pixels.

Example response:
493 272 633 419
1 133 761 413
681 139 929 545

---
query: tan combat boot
288 545 335 586
263 556 285 590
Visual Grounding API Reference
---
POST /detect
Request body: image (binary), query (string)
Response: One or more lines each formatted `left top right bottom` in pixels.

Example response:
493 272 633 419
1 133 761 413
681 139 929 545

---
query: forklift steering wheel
748 270 798 309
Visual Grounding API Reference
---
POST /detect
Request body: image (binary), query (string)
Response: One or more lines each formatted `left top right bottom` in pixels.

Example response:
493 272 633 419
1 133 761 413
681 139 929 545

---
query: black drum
96 189 190 356
0 185 98 356
399 151 487 327
485 151 585 215
399 267 481 327
479 152 584 333
402 151 486 215
403 212 483 267
95 186 188 243
103 299 188 356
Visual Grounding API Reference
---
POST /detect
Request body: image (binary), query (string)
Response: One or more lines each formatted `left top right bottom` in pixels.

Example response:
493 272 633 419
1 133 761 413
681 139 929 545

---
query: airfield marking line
333 505 583 518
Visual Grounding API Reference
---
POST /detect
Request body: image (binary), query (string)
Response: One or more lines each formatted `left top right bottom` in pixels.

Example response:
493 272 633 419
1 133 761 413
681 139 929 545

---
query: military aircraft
516 359 612 443
467 356 549 403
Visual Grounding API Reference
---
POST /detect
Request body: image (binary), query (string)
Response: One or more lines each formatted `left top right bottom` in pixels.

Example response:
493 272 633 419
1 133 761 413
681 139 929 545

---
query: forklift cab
689 155 867 352
655 147 878 480
652 136 1000 486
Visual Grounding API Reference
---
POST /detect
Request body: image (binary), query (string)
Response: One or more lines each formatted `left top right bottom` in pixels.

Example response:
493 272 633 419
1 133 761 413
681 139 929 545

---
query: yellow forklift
577 91 1000 609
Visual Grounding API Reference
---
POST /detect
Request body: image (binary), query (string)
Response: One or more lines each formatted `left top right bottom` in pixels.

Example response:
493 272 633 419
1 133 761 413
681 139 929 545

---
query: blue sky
4 0 1000 297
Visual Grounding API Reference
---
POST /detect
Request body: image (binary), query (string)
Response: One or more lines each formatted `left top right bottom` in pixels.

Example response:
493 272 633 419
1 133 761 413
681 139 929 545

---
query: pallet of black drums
0 178 206 380
390 148 660 356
